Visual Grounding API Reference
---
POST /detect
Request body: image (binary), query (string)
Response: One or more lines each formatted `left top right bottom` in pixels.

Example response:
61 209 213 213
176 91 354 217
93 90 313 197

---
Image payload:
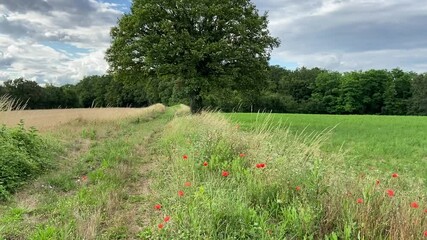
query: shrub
0 121 56 200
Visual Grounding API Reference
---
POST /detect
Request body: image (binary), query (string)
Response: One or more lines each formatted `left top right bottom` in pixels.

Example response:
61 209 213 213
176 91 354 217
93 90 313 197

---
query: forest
1 66 426 115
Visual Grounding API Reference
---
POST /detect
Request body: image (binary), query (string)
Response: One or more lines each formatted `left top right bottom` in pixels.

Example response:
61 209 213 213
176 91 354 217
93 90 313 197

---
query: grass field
225 113 427 183
1 107 426 239
0 104 166 131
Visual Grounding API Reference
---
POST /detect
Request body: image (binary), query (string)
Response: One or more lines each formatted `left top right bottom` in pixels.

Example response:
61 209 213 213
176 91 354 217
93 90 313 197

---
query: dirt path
0 106 182 239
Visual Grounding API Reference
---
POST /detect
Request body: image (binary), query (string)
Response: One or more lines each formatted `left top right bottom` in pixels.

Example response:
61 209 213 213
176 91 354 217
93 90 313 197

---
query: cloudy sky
1 0 426 85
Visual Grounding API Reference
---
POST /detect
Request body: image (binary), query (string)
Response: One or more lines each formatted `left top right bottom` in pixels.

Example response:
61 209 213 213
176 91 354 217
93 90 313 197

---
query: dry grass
0 104 166 131
0 95 26 111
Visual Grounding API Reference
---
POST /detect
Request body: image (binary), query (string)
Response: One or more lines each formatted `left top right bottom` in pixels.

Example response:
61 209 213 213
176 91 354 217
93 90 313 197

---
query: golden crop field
0 103 166 131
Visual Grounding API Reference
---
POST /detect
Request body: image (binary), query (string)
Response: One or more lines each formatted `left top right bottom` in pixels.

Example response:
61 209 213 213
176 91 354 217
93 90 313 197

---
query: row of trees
1 66 426 115
0 76 149 109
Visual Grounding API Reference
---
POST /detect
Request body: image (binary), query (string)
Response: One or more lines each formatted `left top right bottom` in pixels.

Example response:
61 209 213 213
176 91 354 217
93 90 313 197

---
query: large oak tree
106 0 279 113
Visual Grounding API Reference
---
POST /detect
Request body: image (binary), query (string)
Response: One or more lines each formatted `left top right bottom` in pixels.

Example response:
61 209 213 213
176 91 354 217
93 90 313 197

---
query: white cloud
253 0 427 72
0 0 122 84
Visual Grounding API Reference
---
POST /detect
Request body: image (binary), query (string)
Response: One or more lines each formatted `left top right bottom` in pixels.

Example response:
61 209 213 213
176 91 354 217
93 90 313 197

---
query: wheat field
0 104 166 131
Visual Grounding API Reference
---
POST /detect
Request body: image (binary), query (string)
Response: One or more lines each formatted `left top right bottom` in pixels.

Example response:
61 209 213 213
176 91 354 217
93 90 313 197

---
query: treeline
0 76 149 109
1 66 427 115
249 67 427 115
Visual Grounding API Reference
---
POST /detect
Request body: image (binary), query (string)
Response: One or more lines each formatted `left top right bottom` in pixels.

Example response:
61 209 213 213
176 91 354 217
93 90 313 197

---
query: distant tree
3 78 44 109
106 0 280 113
310 71 342 114
409 73 427 115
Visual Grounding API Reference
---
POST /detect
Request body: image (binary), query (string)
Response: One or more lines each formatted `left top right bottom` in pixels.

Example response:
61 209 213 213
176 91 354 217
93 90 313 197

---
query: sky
0 0 426 85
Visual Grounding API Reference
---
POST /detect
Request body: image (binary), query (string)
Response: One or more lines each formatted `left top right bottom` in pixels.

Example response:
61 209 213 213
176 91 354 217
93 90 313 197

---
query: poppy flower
424 230 427 237
183 155 188 160
410 202 419 208
184 182 191 187
239 153 245 158
178 190 184 197
376 179 380 185
357 198 364 204
203 161 208 166
81 175 88 181
164 216 170 222
256 163 266 169
222 171 229 177
392 173 399 178
154 204 161 210
425 209 427 213
295 186 301 191
158 223 164 229
387 189 395 197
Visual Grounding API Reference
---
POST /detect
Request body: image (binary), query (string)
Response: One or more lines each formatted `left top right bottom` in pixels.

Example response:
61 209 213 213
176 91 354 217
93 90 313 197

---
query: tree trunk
190 88 203 114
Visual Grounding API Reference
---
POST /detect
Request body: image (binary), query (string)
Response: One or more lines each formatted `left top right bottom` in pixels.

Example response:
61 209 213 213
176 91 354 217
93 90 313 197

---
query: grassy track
225 113 427 183
0 105 177 239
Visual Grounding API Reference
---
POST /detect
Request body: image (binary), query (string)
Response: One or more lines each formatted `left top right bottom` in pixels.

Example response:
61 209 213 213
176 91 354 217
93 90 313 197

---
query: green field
226 113 427 182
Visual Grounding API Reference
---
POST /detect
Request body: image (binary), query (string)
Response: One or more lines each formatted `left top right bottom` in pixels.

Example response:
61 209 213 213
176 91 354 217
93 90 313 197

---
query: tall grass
0 95 26 112
150 112 426 239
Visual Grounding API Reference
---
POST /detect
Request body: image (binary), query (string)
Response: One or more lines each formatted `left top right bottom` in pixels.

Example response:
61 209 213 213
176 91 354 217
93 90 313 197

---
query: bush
0 121 56 200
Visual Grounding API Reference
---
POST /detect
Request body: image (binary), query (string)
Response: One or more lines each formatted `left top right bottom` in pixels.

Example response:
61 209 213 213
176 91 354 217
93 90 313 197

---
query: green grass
1 108 426 239
225 113 427 183
0 105 176 239
148 112 426 239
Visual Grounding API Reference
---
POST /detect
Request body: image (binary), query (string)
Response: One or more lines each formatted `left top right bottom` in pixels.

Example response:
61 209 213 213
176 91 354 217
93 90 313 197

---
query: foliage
106 0 280 113
0 121 56 200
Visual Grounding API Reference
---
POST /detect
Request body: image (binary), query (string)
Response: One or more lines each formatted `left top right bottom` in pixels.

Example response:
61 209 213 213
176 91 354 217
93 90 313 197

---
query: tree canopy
106 0 280 113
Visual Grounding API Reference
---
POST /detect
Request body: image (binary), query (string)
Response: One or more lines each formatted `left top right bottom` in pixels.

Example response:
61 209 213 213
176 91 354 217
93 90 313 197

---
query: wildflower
424 230 427 237
425 209 427 213
164 216 170 222
376 179 380 185
158 223 164 229
239 153 245 158
256 163 266 169
184 182 191 187
183 155 188 160
178 190 184 197
410 202 419 209
392 173 399 178
154 204 161 210
295 186 301 191
222 171 229 177
386 189 395 197
203 161 208 166
357 198 364 204
81 175 88 181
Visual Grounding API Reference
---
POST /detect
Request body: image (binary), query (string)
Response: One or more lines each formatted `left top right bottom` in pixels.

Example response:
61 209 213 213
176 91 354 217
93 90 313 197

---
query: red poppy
392 173 399 178
164 216 170 222
203 161 208 166
256 163 266 169
183 155 188 160
295 186 301 191
424 230 427 237
425 209 427 213
158 223 164 229
239 153 245 158
222 171 229 177
376 179 380 185
184 182 191 187
154 204 161 210
81 175 88 181
357 198 364 204
410 202 419 208
178 190 184 197
386 189 395 197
